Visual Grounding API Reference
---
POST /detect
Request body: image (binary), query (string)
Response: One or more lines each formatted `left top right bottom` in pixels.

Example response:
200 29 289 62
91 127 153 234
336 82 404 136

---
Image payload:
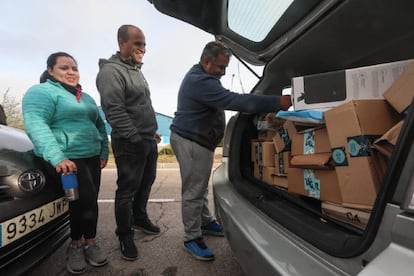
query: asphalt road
30 165 245 276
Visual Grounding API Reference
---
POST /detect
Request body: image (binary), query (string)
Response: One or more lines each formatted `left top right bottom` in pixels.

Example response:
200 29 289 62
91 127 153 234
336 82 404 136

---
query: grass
158 154 178 163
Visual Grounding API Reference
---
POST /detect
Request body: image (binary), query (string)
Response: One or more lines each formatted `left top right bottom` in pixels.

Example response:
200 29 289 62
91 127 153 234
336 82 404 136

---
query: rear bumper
212 161 346 276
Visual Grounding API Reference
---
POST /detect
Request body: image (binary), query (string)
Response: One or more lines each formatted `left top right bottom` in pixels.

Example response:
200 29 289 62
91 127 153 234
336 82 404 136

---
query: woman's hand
100 159 108 169
55 159 77 174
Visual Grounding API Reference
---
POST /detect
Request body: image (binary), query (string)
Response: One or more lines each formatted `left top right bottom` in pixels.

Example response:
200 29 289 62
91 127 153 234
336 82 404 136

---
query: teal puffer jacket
22 80 109 167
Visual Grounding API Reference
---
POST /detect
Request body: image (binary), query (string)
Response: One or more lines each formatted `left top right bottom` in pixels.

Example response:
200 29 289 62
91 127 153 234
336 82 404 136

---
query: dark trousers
38 156 101 240
111 137 158 237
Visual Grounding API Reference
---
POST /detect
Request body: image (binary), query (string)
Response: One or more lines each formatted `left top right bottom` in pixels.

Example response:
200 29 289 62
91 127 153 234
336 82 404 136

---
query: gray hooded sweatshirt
96 53 157 143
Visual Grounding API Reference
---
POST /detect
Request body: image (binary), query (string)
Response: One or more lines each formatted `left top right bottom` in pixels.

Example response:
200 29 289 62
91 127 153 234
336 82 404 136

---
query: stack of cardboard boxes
252 114 290 188
271 120 296 188
251 59 414 230
252 139 276 184
288 125 342 204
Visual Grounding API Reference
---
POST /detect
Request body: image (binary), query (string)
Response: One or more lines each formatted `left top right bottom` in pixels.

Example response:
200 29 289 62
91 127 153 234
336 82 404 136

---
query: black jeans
37 156 101 240
111 137 158 237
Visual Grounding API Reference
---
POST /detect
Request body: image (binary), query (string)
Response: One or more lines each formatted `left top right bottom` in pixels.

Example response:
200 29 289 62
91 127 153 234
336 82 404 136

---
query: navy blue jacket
170 63 280 150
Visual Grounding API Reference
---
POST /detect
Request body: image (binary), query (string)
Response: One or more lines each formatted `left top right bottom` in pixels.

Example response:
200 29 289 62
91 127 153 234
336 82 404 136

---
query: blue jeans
111 137 158 237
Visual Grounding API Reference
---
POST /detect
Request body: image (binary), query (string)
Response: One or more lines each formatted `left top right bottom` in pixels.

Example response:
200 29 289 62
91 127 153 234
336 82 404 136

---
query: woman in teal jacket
22 52 109 274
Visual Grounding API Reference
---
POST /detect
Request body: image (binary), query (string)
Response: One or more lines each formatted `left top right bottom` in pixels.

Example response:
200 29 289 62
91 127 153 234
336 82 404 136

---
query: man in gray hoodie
96 25 159 261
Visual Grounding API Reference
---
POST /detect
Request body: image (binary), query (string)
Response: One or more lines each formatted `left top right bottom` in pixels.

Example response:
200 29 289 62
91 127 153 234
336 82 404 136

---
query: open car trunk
150 0 414 261
225 102 413 257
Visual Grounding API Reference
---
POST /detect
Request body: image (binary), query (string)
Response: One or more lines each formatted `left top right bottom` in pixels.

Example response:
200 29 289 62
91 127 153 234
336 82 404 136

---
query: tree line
1 89 24 129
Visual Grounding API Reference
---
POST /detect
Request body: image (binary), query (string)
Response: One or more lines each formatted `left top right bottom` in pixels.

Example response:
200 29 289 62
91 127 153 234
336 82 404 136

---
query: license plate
0 197 69 248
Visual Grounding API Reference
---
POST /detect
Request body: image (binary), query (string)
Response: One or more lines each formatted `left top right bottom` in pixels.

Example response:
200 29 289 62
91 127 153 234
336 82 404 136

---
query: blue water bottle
61 173 79 201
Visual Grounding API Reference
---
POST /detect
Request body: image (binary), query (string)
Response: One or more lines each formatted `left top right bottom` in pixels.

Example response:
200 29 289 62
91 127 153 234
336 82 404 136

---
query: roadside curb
105 162 221 170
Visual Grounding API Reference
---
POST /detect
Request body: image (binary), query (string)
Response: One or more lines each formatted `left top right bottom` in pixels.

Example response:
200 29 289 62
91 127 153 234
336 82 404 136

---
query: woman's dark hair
39 52 77 83
39 71 51 83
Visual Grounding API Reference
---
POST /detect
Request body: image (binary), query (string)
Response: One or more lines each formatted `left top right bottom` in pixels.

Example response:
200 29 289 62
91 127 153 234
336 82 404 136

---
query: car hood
0 125 33 152
149 0 414 82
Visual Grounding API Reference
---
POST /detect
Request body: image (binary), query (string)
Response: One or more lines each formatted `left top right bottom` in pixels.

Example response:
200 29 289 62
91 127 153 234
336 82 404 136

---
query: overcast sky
0 0 261 117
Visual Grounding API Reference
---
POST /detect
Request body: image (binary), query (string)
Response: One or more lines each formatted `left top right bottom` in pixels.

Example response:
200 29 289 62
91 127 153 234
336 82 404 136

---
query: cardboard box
290 153 334 170
272 120 296 153
272 174 288 189
288 167 342 204
253 163 261 180
253 162 288 189
322 202 371 230
324 99 402 208
372 120 404 158
251 139 260 162
257 113 286 142
292 59 414 111
253 164 276 184
262 166 276 184
371 120 404 184
258 130 277 141
288 124 341 203
291 127 331 156
274 151 291 175
251 141 275 166
383 61 414 114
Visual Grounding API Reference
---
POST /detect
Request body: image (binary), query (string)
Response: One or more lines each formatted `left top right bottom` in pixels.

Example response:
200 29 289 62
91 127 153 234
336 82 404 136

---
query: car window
228 0 294 42
227 0 324 46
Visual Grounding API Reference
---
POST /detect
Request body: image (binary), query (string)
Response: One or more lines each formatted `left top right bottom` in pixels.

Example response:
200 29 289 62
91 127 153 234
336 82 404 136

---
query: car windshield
228 0 294 42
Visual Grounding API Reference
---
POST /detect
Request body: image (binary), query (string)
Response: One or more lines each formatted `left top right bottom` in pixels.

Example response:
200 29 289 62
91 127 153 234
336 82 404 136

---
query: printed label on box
277 152 286 174
332 147 348 166
303 169 320 199
277 126 290 145
347 135 380 157
303 131 315 154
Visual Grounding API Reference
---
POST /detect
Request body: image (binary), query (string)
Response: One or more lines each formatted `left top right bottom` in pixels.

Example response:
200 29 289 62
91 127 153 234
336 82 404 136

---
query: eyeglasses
134 41 146 47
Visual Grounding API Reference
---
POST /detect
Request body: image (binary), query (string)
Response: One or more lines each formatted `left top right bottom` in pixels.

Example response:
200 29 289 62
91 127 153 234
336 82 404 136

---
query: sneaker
201 220 224 237
183 237 214 261
84 242 108 267
67 243 87 274
119 235 138 261
132 217 160 235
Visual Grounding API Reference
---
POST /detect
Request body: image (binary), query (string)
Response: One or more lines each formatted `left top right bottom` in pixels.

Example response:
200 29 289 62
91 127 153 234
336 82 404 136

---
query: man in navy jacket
170 41 291 261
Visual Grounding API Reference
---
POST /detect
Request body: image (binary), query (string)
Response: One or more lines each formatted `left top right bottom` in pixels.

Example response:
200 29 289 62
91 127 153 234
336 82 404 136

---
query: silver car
150 0 414 275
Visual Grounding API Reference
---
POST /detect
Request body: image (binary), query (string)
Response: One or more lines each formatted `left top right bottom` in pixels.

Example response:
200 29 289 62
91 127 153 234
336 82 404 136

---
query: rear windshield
227 0 323 43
